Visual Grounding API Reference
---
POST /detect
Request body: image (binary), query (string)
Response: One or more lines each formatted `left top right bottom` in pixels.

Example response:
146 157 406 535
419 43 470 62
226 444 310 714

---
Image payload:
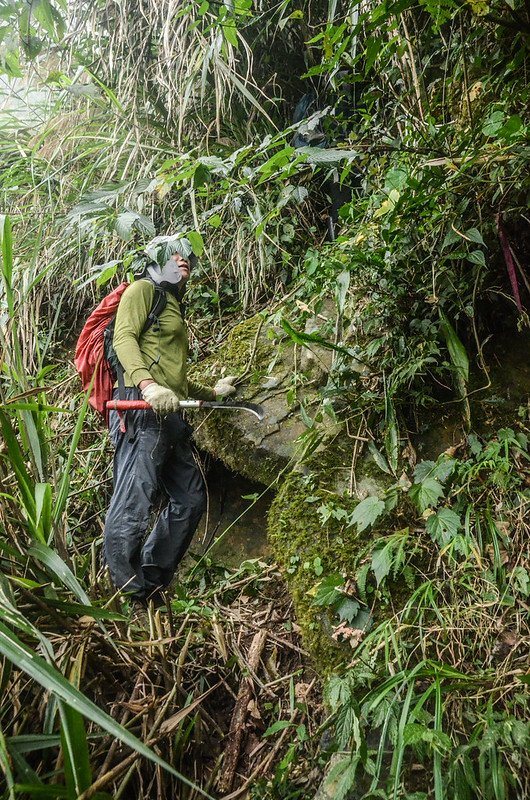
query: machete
106 399 265 421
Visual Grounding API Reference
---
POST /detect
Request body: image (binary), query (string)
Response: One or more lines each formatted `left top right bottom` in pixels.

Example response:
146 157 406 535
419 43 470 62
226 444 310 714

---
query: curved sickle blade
106 399 265 421
199 400 265 421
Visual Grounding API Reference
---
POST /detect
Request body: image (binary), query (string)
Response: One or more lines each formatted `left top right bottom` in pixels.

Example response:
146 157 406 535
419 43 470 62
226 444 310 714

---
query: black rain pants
103 389 205 599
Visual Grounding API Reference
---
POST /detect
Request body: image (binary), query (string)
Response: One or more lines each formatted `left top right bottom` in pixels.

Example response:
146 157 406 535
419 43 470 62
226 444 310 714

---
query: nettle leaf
310 574 344 607
114 212 155 241
413 457 456 485
371 529 410 586
482 109 505 137
336 597 360 623
371 546 391 586
410 477 444 513
466 250 486 267
349 496 386 533
414 460 436 482
426 507 461 546
468 433 483 456
465 227 485 246
511 566 530 596
433 457 457 483
403 722 429 746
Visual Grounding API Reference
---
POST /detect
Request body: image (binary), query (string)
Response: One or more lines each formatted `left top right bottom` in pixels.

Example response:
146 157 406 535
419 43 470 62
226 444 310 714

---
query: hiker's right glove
141 383 180 414
214 376 237 398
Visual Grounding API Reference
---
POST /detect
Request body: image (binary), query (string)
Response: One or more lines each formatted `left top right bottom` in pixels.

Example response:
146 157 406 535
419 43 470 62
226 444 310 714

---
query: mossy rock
190 312 397 674
190 314 331 485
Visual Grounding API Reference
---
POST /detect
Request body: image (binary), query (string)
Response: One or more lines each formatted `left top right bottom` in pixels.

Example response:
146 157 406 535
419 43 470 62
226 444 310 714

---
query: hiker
103 249 235 605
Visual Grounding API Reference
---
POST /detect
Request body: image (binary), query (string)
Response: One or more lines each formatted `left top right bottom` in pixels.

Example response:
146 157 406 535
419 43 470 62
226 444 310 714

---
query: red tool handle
106 400 151 411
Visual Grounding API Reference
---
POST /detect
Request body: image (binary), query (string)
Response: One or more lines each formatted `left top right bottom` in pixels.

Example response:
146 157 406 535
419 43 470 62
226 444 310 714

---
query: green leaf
432 457 457 483
324 755 360 800
59 702 92 797
28 544 92 606
310 574 344 607
410 477 444 513
299 402 314 429
187 231 204 257
482 109 504 137
114 211 155 241
403 722 429 745
0 411 36 526
263 720 292 737
8 734 64 754
384 396 399 473
34 483 52 543
0 215 14 317
511 566 529 596
222 22 238 48
0 727 15 800
31 0 66 40
207 214 222 228
440 313 469 381
12 785 68 798
498 114 523 138
368 441 392 475
280 318 352 355
426 507 461 546
0 623 214 799
413 460 436 482
350 496 385 533
466 250 486 267
335 597 360 623
44 600 126 620
465 228 485 246
371 546 391 586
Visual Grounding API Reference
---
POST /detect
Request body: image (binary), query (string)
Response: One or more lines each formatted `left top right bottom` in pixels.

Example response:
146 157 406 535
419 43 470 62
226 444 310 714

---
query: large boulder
191 312 393 673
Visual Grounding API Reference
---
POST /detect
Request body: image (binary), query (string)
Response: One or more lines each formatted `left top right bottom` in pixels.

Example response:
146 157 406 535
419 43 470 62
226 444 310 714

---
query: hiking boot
128 597 149 631
145 588 168 609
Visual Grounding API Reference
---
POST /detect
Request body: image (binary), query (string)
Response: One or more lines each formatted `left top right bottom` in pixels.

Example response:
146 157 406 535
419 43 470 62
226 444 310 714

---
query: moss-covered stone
265 426 394 676
191 315 274 386
191 313 310 484
189 312 403 674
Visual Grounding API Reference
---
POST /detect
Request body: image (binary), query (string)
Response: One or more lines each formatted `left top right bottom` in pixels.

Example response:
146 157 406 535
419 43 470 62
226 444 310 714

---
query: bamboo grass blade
0 622 216 800
0 726 16 800
0 214 14 317
59 701 92 798
27 543 92 606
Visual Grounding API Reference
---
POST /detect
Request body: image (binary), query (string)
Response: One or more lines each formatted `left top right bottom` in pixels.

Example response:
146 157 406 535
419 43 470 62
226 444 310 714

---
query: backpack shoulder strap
141 285 168 334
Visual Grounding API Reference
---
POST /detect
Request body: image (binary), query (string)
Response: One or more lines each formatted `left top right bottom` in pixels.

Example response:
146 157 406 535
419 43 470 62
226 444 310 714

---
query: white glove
213 375 237 398
142 383 180 414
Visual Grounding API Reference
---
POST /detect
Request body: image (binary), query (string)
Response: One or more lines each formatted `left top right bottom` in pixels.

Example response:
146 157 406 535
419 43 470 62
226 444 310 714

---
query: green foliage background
0 0 529 798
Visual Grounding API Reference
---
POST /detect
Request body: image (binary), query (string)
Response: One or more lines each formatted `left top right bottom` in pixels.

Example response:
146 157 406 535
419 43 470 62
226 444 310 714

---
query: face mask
146 260 186 293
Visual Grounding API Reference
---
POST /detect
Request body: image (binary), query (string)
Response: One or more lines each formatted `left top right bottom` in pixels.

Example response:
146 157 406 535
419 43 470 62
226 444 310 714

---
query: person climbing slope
104 244 236 605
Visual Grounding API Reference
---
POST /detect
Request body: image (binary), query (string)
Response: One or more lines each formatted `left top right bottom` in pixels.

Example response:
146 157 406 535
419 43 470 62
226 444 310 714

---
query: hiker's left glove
214 376 237 398
142 383 180 413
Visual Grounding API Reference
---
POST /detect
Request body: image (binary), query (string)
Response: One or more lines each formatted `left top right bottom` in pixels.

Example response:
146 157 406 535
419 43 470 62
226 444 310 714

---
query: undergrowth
1 0 529 798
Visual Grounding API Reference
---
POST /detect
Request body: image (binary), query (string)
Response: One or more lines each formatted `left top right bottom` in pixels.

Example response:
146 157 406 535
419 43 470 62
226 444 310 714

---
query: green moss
191 315 274 385
194 407 285 485
190 316 412 675
191 315 284 483
268 470 368 676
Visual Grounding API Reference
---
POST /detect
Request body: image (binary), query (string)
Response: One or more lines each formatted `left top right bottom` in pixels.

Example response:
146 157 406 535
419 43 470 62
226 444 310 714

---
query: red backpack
74 282 166 423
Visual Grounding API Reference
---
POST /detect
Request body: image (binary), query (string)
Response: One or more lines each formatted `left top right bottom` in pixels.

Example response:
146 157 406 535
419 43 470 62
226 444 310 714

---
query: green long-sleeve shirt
113 279 215 401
